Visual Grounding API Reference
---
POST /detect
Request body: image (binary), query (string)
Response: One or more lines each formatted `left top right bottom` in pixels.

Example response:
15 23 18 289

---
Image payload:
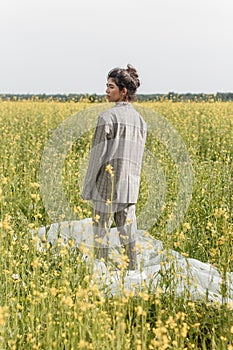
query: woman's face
105 78 127 102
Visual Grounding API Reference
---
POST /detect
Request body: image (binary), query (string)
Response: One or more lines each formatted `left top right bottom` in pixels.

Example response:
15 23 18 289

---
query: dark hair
107 64 140 101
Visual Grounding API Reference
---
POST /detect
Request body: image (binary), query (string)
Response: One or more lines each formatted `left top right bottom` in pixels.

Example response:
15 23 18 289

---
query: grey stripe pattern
82 102 147 206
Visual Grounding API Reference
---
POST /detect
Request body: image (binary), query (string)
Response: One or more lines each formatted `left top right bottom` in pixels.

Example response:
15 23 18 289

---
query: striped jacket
81 102 147 204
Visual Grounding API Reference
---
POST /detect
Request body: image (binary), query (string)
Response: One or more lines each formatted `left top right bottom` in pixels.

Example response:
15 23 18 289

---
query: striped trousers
92 201 137 270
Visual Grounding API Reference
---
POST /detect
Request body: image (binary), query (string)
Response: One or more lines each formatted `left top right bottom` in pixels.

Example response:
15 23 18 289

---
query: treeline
1 92 233 102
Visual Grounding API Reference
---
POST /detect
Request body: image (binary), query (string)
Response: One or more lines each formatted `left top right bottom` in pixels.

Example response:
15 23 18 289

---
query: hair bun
126 64 140 88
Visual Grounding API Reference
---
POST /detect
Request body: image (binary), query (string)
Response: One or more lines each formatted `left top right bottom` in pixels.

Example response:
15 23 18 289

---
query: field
0 100 232 349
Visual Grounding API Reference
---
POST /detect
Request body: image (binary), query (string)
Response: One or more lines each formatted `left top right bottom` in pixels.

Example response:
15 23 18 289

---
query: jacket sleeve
81 113 113 200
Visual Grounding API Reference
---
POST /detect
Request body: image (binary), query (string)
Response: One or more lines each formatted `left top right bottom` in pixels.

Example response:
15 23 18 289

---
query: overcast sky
0 0 232 94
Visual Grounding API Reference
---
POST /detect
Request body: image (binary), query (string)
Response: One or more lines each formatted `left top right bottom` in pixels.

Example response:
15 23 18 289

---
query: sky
0 0 233 94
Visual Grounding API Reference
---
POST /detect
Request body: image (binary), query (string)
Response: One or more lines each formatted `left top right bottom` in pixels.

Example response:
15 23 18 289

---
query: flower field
0 100 232 349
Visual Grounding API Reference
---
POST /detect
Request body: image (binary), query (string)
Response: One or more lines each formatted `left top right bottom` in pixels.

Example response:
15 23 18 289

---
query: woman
82 64 147 270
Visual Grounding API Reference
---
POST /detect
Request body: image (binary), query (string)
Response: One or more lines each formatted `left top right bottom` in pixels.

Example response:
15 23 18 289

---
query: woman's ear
121 87 127 98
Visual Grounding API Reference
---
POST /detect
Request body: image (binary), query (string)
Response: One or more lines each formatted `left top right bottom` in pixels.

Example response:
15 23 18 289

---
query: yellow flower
0 306 9 326
50 287 57 297
214 208 228 219
0 220 11 231
135 305 146 316
105 164 114 176
16 304 23 310
105 199 112 206
62 296 74 308
30 182 40 189
206 222 213 230
93 214 100 223
78 340 90 348
31 193 40 201
181 322 189 337
183 222 191 230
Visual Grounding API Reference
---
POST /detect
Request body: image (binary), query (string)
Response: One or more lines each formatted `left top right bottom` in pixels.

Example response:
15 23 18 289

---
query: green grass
0 100 232 349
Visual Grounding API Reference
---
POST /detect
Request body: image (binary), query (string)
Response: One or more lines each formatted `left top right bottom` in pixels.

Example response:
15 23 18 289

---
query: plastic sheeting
34 218 233 306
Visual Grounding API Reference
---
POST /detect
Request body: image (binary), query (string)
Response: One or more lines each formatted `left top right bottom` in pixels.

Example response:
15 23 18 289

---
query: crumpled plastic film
32 218 233 306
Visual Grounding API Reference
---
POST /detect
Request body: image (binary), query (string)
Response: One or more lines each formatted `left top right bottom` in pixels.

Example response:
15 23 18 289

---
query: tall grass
0 100 232 349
